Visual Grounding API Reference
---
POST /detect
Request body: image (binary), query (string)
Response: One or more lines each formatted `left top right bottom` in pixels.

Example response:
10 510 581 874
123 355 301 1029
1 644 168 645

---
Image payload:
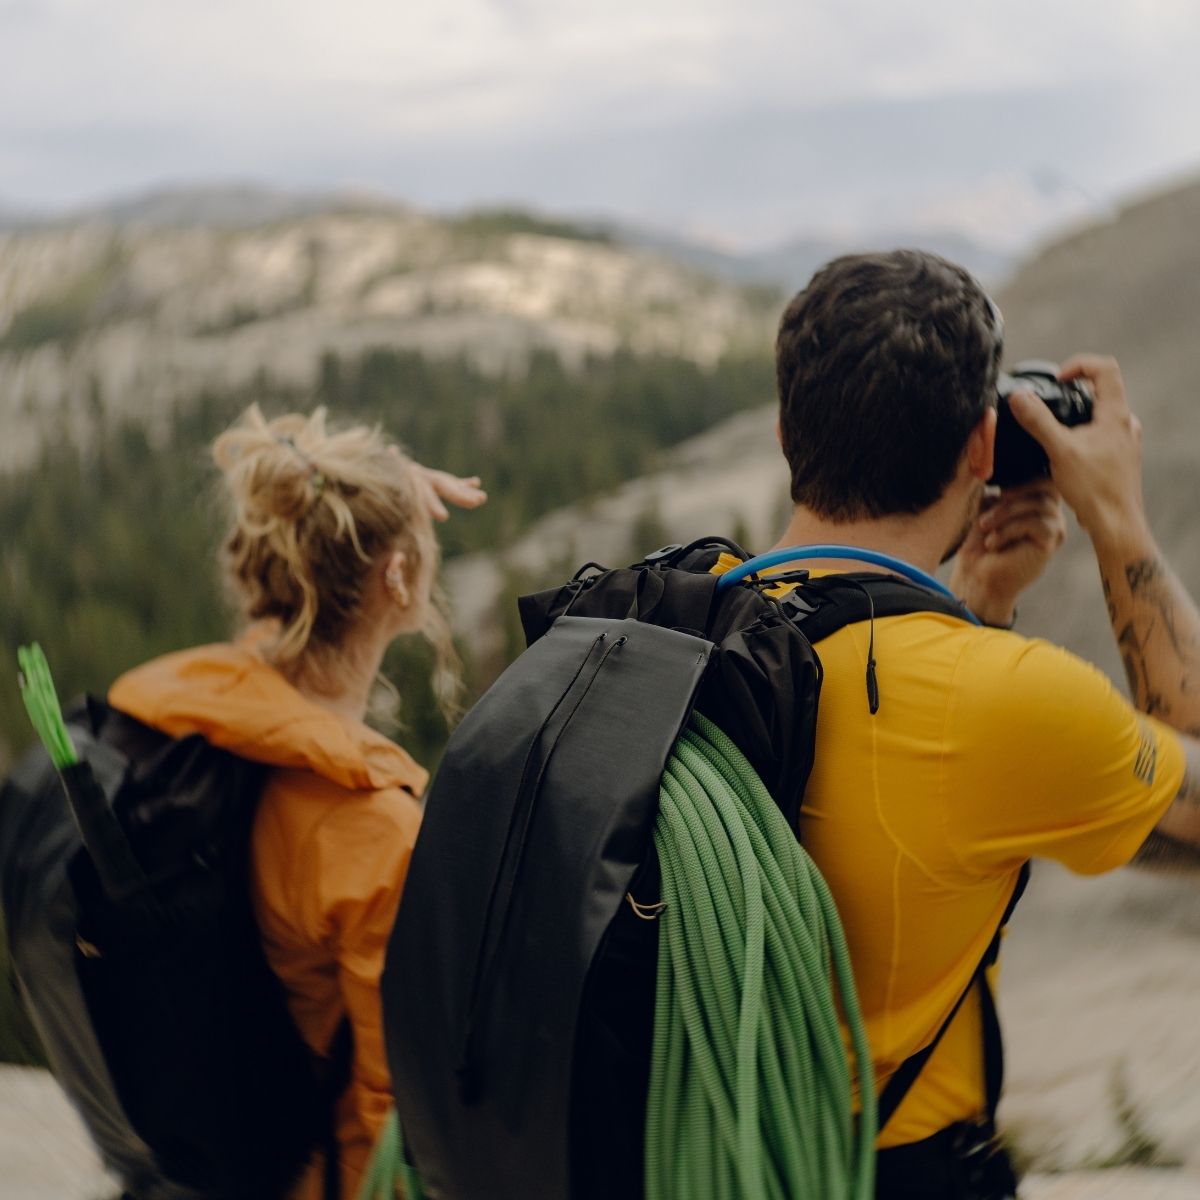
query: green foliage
449 207 611 245
0 242 125 350
1 295 93 349
630 498 669 559
0 347 773 774
316 347 775 559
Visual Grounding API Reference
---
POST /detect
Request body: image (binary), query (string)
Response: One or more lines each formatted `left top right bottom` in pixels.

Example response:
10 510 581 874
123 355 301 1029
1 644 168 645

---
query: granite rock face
0 206 777 473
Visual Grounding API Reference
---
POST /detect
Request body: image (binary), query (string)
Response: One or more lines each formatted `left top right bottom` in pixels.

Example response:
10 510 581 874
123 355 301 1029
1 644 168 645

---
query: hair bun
214 408 327 528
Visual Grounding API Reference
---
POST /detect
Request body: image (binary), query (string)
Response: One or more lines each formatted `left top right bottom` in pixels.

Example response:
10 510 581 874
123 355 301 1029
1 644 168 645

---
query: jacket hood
109 639 427 797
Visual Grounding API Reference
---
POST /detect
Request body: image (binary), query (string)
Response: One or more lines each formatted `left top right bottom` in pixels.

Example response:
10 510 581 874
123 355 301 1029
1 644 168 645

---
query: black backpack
380 539 1018 1200
0 693 347 1200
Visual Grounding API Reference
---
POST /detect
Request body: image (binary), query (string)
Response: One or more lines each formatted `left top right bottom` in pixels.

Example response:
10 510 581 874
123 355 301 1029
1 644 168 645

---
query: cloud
2 0 1198 239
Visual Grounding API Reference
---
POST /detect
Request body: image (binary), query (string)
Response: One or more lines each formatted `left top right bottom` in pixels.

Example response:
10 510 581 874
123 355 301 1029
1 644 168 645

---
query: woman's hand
414 466 488 521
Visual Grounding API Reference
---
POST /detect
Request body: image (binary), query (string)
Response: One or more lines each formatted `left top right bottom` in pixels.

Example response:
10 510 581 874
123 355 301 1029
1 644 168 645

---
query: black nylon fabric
875 1123 1019 1199
519 565 824 830
0 699 337 1199
384 617 713 1200
0 731 197 1200
515 556 825 1200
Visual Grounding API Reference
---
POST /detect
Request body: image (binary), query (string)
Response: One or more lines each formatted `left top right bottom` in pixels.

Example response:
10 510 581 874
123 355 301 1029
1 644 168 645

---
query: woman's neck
292 627 391 724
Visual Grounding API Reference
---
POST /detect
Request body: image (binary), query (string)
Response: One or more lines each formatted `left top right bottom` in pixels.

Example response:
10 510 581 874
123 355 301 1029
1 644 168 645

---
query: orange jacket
109 636 426 1199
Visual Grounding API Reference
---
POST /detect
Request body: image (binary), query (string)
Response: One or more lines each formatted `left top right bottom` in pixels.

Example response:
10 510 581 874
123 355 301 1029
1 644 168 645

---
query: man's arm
1011 355 1200 858
1096 541 1200 734
1131 826 1200 871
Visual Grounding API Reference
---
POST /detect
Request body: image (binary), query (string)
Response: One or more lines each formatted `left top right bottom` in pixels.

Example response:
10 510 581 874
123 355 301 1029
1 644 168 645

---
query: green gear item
17 643 77 770
359 1108 425 1200
361 712 875 1200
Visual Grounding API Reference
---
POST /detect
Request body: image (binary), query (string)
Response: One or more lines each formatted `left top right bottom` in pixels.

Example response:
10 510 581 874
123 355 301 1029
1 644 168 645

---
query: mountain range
0 193 777 473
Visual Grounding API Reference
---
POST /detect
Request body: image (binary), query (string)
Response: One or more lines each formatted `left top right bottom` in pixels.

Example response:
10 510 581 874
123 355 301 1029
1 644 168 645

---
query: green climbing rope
361 711 876 1200
17 643 77 770
359 1108 425 1200
644 712 876 1200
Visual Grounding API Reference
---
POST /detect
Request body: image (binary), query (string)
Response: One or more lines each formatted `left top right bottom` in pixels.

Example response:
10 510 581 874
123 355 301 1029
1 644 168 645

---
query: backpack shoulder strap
781 572 973 645
876 861 1031 1133
780 572 1022 1134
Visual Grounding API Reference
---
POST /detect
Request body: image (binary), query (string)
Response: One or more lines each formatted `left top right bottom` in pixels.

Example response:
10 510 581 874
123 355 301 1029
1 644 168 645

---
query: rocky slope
4 1059 1198 1197
0 201 777 472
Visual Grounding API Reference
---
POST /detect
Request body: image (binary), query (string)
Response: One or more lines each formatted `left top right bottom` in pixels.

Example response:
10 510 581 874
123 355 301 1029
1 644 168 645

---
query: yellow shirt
714 557 1185 1147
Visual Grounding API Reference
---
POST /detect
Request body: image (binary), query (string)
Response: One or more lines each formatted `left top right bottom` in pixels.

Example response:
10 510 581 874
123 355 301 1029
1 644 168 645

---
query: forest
1 347 776 769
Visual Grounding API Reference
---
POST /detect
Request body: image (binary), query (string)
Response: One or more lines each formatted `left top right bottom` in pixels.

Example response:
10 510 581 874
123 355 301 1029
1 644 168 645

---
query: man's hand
1010 350 1200 736
949 482 1067 626
1008 354 1148 546
414 466 488 522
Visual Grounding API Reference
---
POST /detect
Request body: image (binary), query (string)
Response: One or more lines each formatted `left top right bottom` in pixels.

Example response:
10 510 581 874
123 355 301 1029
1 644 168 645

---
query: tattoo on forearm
1117 621 1159 712
1131 827 1200 873
1103 555 1200 721
1125 558 1165 593
1102 575 1117 625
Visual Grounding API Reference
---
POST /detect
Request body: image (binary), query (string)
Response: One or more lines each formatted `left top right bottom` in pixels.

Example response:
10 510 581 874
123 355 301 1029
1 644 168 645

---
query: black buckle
778 585 817 618
642 543 684 565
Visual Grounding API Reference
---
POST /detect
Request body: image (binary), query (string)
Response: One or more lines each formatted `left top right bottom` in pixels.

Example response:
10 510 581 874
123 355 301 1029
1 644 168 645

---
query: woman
108 405 484 1198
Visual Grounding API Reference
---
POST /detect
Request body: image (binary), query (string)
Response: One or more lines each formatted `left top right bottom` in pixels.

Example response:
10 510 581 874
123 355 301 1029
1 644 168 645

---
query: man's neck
771 507 952 576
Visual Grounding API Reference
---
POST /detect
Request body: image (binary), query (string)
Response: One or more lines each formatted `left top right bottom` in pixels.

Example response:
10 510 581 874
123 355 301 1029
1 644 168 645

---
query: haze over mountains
0 169 1081 298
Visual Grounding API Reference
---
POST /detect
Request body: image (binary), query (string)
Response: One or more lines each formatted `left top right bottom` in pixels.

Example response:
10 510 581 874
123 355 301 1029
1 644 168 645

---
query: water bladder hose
361 712 876 1200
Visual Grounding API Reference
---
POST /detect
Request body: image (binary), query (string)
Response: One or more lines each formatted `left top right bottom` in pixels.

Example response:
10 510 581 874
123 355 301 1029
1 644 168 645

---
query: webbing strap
876 861 1030 1133
322 1019 354 1200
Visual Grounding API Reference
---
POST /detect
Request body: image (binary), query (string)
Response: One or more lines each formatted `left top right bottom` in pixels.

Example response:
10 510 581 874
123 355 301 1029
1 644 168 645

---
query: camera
990 360 1093 488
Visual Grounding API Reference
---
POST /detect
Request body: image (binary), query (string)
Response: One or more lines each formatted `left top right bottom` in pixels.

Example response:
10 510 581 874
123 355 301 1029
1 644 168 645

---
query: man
759 250 1200 1198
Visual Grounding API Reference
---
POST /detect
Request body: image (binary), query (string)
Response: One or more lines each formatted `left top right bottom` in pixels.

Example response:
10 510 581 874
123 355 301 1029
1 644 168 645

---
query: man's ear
966 407 997 482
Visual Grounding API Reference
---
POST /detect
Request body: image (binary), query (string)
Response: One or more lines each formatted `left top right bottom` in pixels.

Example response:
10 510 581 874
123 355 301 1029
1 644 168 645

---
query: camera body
990 360 1092 488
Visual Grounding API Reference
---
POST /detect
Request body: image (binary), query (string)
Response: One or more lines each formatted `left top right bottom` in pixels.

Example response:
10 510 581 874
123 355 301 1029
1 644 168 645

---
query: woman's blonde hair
212 405 460 719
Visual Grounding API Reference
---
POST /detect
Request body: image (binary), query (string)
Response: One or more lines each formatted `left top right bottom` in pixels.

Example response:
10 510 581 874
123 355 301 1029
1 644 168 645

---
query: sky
3 0 1200 250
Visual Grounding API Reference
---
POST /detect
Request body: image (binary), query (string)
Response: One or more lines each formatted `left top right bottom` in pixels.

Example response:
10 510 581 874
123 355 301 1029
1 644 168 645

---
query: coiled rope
361 712 876 1199
645 711 875 1200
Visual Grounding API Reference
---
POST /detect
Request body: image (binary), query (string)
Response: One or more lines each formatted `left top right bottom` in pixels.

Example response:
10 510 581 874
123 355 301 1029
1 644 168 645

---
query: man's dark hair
775 249 1002 520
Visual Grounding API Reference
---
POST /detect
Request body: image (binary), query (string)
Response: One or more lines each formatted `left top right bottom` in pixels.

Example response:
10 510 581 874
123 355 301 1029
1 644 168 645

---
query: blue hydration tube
715 544 980 625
